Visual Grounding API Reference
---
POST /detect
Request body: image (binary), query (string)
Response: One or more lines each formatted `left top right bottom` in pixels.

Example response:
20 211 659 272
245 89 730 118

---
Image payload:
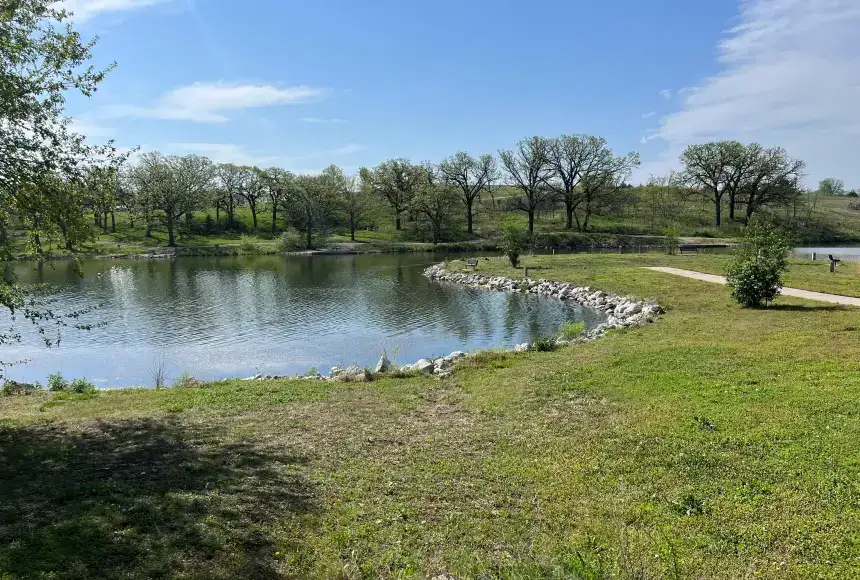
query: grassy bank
2 253 860 578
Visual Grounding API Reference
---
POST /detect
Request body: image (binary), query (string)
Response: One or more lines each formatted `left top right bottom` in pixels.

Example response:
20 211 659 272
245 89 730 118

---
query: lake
2 254 605 387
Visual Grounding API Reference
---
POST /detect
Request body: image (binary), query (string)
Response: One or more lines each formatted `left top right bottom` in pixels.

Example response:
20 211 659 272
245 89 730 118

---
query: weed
47 372 68 392
531 336 558 352
559 320 585 340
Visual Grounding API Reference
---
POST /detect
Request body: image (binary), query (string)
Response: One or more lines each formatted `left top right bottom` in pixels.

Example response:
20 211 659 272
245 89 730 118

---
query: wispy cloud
164 142 365 170
301 117 348 124
68 117 114 138
641 112 656 119
640 0 860 185
104 82 326 123
56 0 174 22
659 89 672 100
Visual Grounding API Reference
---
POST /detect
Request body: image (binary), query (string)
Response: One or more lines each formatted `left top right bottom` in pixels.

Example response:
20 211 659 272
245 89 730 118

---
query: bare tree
740 146 805 223
499 136 554 233
578 150 640 231
438 152 495 234
547 135 604 229
679 142 735 226
284 167 336 248
361 159 420 230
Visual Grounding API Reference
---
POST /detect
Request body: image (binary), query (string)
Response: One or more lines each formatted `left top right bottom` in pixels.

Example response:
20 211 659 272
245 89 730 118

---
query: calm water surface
3 254 605 387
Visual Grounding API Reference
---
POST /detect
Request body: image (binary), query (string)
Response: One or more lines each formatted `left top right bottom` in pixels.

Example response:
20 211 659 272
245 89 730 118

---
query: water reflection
2 254 605 387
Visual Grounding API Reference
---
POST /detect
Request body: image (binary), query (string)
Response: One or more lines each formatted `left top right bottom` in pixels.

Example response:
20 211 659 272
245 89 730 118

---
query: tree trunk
714 197 722 226
251 206 257 230
729 193 736 221
215 205 220 225
306 220 313 249
395 215 401 231
102 211 109 234
167 221 176 247
271 205 277 233
466 201 474 234
583 211 591 232
350 216 356 241
565 204 574 229
528 210 535 233
111 211 116 232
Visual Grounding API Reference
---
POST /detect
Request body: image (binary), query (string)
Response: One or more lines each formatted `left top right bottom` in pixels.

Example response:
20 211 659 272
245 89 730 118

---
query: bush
725 221 792 308
69 377 97 394
277 231 303 253
661 225 680 255
559 321 585 340
47 372 68 392
1 380 41 396
530 336 558 352
239 234 260 253
500 225 530 267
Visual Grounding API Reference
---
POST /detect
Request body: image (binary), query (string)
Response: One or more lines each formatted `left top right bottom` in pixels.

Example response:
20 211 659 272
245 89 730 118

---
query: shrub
277 231 303 253
1 380 41 396
530 336 557 352
239 234 260 253
47 372 69 392
500 225 530 268
559 321 585 340
661 225 680 255
69 377 97 394
725 221 792 308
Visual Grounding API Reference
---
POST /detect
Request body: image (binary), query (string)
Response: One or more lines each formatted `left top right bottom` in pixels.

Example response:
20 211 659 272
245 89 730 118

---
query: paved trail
645 267 860 307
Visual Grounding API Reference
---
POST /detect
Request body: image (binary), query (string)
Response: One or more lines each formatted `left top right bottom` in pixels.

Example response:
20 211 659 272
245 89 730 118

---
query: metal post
811 252 816 261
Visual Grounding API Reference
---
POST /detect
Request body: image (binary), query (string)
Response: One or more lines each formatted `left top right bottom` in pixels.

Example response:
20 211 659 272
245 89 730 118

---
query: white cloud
105 82 326 123
640 0 860 185
68 117 114 138
163 142 365 170
56 0 173 22
659 89 672 99
301 118 348 124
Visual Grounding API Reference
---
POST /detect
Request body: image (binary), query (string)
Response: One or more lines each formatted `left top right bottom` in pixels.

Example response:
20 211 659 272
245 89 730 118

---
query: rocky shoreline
241 262 664 383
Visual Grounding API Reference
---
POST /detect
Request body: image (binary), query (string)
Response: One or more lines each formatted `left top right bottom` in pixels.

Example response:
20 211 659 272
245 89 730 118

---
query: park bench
679 245 699 255
465 258 479 269
829 254 842 272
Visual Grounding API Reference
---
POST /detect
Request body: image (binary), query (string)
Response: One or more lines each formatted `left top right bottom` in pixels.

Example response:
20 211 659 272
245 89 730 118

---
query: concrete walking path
645 267 860 307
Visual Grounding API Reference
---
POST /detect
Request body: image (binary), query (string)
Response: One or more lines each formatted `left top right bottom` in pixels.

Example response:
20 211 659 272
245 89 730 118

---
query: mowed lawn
2 254 860 578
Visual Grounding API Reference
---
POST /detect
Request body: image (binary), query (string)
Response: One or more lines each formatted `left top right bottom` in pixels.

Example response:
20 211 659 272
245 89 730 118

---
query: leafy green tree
331 169 372 242
577 148 640 231
500 225 530 267
818 177 846 196
285 170 334 248
214 163 242 228
361 159 421 231
438 152 496 234
499 137 554 233
261 167 292 233
128 153 213 246
411 163 458 244
725 221 792 308
237 166 264 230
739 147 805 223
86 166 119 234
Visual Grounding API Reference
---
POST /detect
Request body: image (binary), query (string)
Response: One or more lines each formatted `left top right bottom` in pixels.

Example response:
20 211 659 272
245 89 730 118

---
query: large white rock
414 359 435 374
514 343 530 353
375 355 391 373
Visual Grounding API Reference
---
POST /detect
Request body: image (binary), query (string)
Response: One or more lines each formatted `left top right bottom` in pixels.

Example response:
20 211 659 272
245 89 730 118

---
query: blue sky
64 0 860 185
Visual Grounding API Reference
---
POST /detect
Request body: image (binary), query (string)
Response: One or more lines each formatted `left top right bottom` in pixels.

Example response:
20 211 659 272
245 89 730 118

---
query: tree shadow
0 417 315 579
766 304 844 312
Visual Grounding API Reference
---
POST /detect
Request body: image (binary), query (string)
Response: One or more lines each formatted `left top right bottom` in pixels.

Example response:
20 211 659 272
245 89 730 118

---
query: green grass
3 255 860 578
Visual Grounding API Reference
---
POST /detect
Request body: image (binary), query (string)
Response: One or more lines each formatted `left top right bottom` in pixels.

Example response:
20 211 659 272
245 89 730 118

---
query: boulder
514 343 530 353
414 359 435 374
446 351 467 361
375 355 391 373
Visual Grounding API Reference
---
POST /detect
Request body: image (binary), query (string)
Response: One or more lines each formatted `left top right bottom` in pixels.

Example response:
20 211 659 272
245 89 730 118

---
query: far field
10 193 860 258
3 252 860 578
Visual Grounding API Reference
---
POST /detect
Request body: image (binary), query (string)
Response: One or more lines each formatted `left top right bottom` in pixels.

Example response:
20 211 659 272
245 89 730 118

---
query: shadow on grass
766 304 844 312
0 417 314 579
